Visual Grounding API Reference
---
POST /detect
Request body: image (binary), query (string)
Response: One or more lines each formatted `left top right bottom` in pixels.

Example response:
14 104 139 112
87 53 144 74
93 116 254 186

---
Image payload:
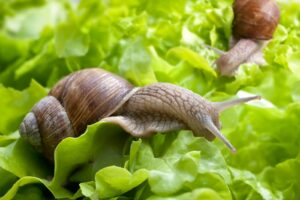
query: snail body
216 0 280 76
20 68 259 161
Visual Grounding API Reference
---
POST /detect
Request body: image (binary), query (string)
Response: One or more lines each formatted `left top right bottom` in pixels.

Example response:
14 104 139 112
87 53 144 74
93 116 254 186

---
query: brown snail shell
20 69 135 161
49 68 135 136
20 96 74 160
233 0 280 40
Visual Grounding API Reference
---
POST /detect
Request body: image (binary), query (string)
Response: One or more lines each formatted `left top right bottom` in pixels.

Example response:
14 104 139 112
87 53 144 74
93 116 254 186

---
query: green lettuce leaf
166 46 216 77
95 166 148 198
128 131 231 199
0 122 131 199
55 17 90 58
0 80 47 135
261 155 300 200
1 0 300 199
0 168 18 197
119 38 157 85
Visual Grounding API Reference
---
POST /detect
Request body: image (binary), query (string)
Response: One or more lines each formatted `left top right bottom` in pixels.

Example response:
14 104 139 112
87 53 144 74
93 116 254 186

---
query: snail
19 68 260 161
216 0 280 76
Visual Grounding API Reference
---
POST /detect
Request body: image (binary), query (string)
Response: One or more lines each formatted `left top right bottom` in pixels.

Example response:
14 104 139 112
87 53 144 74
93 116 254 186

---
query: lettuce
0 80 47 135
1 0 300 199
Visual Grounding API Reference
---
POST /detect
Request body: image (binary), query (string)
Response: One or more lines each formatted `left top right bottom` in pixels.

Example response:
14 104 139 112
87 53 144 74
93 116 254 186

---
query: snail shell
233 0 280 40
20 96 74 160
20 68 135 161
49 68 135 135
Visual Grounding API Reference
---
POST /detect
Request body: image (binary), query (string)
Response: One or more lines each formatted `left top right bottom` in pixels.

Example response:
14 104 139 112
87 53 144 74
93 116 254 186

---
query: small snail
19 68 259 161
216 0 280 76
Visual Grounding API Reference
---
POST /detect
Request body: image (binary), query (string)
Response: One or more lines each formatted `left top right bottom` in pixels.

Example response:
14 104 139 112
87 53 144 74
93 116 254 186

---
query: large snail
20 68 259 161
216 0 280 76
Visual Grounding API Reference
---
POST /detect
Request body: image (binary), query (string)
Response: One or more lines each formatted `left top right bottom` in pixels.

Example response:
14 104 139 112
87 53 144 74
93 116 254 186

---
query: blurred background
1 0 300 199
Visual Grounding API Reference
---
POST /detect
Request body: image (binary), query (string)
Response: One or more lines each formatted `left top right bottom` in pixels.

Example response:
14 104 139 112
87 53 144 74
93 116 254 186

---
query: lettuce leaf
0 80 47 135
128 132 232 199
1 0 300 199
